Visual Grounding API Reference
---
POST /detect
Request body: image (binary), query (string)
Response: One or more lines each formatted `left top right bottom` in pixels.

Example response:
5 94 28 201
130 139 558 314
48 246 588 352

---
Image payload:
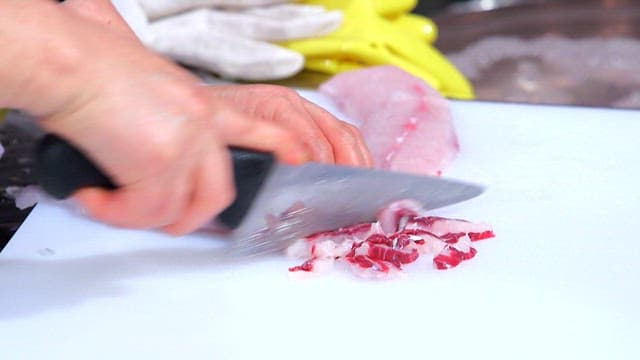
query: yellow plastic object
0 109 7 124
390 13 438 43
284 0 474 99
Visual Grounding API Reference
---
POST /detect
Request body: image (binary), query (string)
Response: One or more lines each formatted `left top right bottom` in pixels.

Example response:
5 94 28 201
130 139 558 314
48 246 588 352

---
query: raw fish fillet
287 200 494 278
320 66 459 176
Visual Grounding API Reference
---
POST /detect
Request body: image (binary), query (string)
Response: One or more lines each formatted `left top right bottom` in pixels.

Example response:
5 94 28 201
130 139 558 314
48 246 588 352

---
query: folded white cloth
111 1 342 81
144 5 342 80
148 6 342 42
137 0 289 19
149 30 305 81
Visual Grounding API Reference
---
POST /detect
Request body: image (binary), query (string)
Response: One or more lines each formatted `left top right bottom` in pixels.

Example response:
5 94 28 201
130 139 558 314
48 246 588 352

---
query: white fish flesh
320 66 459 176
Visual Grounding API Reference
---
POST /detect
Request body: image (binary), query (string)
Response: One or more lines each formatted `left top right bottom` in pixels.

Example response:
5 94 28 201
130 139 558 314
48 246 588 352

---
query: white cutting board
1 93 639 360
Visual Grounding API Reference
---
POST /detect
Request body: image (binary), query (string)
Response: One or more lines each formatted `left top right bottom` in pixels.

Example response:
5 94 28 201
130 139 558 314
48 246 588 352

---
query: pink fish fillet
319 66 459 176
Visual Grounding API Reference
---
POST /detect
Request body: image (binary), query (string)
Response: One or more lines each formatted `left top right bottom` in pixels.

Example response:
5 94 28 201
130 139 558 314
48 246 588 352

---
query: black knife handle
34 134 275 229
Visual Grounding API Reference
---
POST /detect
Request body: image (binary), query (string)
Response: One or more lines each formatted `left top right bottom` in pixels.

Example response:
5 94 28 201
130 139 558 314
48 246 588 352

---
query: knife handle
34 134 275 229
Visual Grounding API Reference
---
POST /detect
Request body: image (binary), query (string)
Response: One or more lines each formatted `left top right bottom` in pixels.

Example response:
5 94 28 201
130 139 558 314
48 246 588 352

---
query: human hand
3 1 370 236
59 0 139 39
33 4 308 235
211 84 373 167
61 1 371 167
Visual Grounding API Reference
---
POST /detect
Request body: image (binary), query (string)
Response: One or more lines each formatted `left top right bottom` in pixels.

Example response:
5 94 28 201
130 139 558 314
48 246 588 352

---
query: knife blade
226 161 484 257
34 134 484 257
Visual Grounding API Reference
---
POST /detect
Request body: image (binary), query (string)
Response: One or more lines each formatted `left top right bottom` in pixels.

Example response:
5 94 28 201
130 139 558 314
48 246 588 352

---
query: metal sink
424 0 640 109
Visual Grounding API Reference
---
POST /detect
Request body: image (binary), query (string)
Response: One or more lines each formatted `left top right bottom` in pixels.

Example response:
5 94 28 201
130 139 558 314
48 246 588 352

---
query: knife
34 134 484 257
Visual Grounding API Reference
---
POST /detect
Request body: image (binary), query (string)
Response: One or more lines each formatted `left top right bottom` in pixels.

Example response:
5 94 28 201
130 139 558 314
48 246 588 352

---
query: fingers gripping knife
34 135 484 257
34 135 272 230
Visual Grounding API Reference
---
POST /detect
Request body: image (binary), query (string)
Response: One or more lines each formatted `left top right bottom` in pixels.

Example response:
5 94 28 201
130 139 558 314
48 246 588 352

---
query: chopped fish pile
287 200 494 278
289 67 493 277
319 66 459 176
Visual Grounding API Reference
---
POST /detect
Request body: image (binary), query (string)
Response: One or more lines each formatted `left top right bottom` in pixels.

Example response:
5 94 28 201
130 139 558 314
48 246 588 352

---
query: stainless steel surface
429 0 640 109
227 163 484 257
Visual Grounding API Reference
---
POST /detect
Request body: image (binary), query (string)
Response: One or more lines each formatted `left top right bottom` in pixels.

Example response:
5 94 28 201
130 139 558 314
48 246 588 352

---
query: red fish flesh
287 200 494 278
